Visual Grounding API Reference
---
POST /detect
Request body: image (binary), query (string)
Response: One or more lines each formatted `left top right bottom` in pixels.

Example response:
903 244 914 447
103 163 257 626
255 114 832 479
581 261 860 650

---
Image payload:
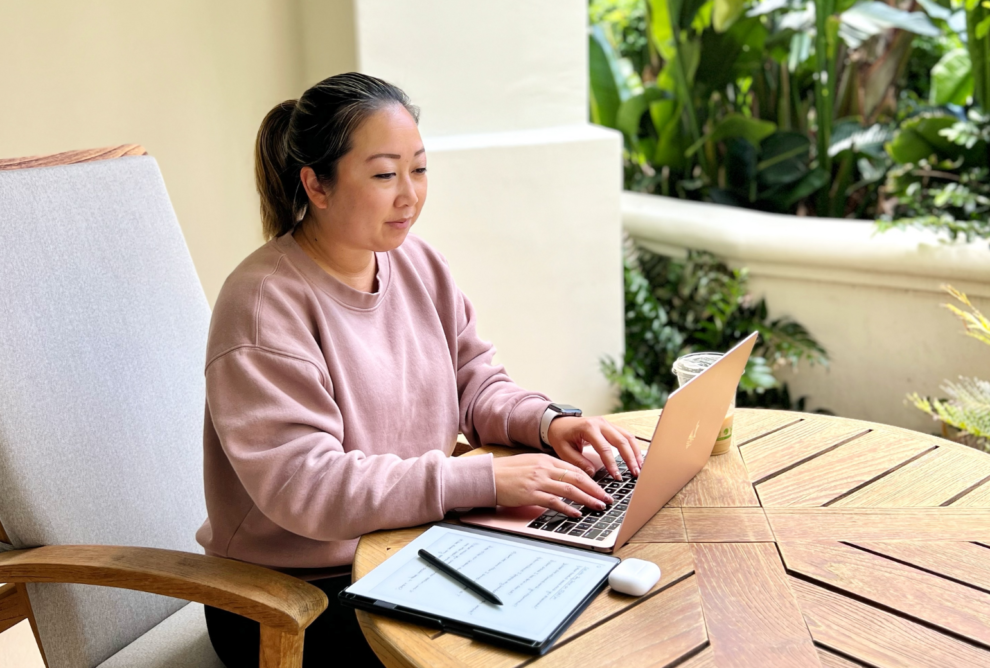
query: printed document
346 524 616 642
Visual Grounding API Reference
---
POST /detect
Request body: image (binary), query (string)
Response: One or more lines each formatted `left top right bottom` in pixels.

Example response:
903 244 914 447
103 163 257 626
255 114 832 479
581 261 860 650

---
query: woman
197 72 643 667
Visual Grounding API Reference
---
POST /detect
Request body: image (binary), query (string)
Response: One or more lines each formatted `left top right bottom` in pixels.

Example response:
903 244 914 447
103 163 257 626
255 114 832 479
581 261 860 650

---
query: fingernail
598 502 607 510
607 496 614 504
586 469 595 477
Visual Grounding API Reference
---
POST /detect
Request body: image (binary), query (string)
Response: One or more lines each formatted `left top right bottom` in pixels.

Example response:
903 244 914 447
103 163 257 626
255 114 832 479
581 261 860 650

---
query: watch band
539 403 582 451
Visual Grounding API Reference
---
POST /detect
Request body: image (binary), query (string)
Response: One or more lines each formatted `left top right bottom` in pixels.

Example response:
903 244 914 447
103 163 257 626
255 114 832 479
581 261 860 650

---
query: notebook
339 523 619 654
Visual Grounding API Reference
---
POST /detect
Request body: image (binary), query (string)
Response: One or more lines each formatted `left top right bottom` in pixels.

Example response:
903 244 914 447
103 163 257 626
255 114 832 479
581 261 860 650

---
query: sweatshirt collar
276 232 391 311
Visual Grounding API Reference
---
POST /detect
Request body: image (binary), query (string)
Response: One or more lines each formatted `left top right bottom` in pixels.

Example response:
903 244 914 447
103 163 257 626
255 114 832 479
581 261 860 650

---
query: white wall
624 192 990 433
347 0 625 414
0 0 309 305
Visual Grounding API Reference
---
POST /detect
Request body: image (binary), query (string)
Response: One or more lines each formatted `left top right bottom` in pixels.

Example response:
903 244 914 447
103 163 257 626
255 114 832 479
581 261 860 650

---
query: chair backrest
0 148 212 667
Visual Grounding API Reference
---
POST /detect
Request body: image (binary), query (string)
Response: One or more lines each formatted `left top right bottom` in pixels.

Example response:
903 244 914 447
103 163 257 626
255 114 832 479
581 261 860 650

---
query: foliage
878 108 990 244
588 0 990 236
601 244 828 412
909 286 990 451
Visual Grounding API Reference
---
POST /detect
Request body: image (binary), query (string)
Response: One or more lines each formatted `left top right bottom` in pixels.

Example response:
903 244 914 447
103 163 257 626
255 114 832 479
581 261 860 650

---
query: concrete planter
622 192 990 433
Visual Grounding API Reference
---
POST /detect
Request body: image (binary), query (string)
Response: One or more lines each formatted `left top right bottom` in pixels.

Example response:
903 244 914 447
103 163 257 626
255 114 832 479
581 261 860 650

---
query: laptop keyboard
526 460 636 541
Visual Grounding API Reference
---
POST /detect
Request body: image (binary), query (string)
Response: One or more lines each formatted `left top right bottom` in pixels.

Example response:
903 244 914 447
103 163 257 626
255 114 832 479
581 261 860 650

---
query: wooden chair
0 147 328 667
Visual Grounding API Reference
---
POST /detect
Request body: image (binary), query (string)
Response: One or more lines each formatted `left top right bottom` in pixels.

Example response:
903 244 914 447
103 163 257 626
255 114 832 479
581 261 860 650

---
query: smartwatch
539 403 582 451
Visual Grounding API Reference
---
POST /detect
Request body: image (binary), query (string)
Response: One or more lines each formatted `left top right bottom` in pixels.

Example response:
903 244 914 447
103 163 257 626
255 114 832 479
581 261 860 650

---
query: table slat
678 646 716 667
949 477 990 507
682 508 773 543
692 543 821 667
739 419 871 483
831 445 990 507
668 444 760 507
767 508 990 541
627 507 686 542
850 541 990 593
755 430 936 507
558 543 693 642
791 576 990 667
358 612 462 668
528 576 708 668
816 648 863 668
780 541 990 647
734 411 805 446
604 410 661 441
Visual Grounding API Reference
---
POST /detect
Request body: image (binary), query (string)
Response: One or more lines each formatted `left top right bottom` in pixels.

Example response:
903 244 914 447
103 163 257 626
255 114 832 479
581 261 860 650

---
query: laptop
461 332 758 553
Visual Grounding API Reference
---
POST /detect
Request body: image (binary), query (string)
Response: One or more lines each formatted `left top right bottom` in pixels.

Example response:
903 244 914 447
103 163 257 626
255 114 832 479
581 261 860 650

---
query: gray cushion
0 156 212 667
97 603 224 668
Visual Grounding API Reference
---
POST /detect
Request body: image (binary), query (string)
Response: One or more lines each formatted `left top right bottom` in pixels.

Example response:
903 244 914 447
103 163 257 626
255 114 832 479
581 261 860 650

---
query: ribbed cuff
507 396 553 450
442 453 497 510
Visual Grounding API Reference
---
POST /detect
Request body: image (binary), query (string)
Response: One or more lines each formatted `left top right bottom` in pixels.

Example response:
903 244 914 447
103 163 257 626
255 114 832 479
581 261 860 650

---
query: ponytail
253 73 419 241
255 100 299 240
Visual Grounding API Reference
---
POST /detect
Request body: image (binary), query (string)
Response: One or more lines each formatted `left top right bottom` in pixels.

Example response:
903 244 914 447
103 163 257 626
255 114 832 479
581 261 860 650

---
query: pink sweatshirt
195 232 550 569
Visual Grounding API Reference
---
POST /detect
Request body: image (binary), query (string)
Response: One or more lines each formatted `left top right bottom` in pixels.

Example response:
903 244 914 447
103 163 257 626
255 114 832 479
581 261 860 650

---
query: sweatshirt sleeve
205 346 496 542
454 289 552 450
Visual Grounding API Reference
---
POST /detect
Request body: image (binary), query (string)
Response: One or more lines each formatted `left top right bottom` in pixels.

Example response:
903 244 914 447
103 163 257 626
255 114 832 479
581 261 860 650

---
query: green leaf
652 101 690 169
758 132 811 186
930 48 974 106
977 15 990 39
713 0 747 32
777 167 829 209
916 0 953 20
839 1 940 49
687 114 776 156
650 0 679 60
681 0 712 30
696 17 768 88
589 26 622 128
617 87 674 139
886 113 964 164
828 121 895 158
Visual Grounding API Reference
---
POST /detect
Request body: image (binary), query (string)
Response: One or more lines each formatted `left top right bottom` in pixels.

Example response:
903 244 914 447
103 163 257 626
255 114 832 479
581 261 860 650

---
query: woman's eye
374 173 396 180
414 167 427 174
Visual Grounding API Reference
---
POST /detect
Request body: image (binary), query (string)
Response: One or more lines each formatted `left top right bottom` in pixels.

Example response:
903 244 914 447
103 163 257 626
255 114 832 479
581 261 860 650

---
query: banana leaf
930 48 974 106
589 26 622 129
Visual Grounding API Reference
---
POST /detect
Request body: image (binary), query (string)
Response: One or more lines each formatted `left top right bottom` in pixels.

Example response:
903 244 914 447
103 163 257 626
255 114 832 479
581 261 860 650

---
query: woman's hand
547 416 644 481
492 454 613 518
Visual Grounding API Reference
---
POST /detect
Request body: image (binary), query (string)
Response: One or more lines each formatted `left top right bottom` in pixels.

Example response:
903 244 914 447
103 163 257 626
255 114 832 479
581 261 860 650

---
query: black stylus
418 548 503 605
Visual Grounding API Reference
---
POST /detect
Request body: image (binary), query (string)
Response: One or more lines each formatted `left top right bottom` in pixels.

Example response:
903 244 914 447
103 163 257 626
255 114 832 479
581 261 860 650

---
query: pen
418 548 503 605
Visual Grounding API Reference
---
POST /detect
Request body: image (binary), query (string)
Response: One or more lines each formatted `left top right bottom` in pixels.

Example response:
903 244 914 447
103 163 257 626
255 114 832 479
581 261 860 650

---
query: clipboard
339 523 620 655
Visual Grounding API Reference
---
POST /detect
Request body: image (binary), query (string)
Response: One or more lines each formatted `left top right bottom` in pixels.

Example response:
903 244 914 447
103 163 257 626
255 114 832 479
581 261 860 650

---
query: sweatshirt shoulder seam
205 344 330 392
254 252 287 346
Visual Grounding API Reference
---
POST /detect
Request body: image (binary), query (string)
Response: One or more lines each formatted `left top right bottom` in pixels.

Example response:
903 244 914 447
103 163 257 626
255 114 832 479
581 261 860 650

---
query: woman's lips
386 218 411 229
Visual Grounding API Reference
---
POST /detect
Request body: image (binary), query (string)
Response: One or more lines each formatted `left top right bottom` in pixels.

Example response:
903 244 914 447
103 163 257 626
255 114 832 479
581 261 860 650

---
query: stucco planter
622 192 990 433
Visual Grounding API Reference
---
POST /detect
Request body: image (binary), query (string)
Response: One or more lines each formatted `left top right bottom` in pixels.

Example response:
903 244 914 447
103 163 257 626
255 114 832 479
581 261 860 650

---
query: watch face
552 403 582 416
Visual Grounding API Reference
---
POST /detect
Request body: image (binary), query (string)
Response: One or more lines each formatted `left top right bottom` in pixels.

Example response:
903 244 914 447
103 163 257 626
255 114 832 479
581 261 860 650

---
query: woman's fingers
552 442 597 477
547 479 610 509
548 466 611 504
614 424 645 468
601 423 643 475
538 494 583 518
582 426 623 480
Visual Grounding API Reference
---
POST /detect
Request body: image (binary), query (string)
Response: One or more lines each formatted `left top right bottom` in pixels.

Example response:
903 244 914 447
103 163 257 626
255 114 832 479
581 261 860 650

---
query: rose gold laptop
461 332 758 553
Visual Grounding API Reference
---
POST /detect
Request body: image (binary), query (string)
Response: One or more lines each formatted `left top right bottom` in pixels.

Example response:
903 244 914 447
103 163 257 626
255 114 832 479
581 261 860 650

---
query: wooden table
353 409 990 667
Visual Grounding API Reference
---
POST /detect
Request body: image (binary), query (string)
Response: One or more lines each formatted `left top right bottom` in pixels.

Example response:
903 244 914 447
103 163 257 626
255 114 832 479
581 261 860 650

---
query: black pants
204 575 384 668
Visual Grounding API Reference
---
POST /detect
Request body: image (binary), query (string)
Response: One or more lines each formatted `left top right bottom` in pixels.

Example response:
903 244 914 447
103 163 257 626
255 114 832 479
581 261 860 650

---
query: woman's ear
300 167 330 210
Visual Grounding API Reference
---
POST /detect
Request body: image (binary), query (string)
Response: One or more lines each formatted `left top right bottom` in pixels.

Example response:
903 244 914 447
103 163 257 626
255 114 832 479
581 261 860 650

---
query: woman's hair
254 72 419 240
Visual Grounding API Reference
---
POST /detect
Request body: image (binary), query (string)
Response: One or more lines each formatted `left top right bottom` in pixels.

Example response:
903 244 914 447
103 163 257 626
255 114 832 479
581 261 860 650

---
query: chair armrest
0 545 328 634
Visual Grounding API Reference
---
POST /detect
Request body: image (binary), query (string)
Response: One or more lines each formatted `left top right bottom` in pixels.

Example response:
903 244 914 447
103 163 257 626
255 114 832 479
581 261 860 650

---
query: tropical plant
589 0 947 218
878 107 990 243
909 286 990 452
601 243 829 412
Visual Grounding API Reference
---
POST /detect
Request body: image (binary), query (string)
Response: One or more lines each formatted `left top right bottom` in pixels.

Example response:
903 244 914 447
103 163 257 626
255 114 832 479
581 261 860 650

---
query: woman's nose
395 173 418 208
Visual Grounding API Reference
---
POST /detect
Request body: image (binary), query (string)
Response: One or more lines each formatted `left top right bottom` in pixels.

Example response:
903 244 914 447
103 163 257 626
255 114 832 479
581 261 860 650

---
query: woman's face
304 103 427 254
